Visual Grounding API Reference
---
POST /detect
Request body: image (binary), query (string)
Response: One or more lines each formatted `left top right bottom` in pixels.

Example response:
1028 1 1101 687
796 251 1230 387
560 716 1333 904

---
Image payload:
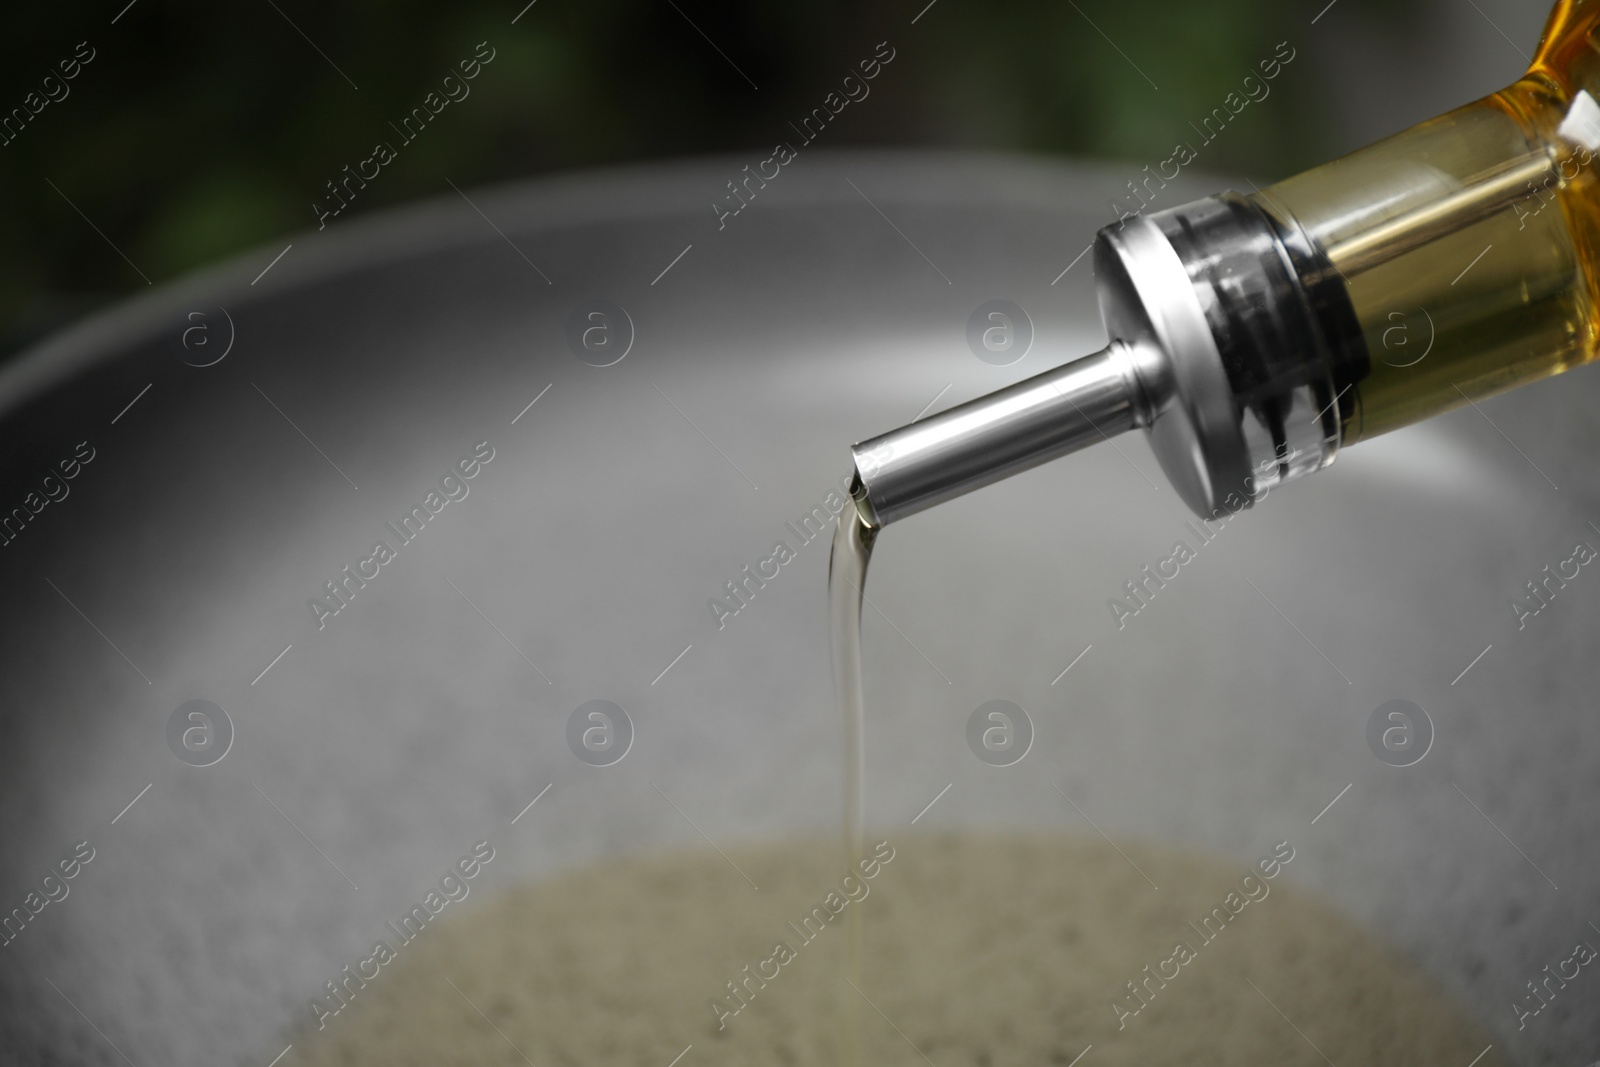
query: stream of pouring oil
827 491 878 1067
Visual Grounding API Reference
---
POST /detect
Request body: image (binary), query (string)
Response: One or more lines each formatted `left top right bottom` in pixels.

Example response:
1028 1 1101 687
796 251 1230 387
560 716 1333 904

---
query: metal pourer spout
850 341 1154 527
849 191 1364 527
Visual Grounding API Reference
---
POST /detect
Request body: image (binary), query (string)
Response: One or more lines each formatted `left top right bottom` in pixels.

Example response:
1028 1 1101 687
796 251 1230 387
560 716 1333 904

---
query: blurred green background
1 0 1540 356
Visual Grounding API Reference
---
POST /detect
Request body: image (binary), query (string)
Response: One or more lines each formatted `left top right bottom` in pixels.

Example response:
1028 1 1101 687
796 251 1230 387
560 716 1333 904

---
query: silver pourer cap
850 191 1360 527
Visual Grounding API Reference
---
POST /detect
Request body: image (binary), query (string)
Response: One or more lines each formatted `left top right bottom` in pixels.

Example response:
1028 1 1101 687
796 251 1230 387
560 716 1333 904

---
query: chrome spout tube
849 341 1153 527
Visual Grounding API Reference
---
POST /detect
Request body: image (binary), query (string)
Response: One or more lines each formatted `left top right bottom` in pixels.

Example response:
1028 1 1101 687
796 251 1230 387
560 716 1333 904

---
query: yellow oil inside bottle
1254 0 1600 443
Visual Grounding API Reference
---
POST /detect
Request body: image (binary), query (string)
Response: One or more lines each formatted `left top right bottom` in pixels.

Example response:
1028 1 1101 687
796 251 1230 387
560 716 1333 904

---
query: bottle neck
1255 0 1600 443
